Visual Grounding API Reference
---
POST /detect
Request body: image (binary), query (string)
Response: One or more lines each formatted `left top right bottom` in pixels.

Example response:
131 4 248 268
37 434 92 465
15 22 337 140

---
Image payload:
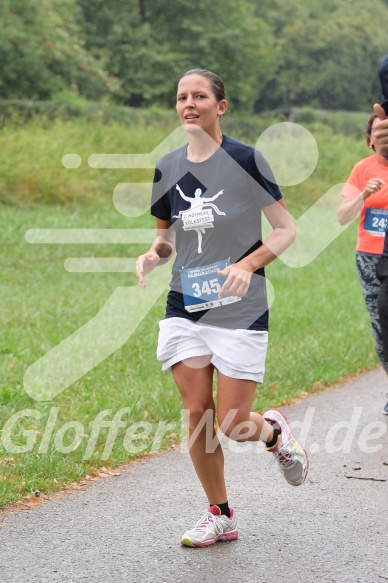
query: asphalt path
1 369 388 583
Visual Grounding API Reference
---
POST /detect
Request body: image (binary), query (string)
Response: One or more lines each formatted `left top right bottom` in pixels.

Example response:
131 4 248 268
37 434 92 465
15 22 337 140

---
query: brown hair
179 69 226 102
366 113 378 150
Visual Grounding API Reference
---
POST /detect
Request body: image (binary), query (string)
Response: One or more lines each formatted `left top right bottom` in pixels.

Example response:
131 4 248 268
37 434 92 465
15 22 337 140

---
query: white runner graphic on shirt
173 184 225 253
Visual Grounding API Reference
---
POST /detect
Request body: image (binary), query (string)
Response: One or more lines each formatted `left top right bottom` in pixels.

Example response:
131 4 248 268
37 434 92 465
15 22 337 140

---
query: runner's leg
216 371 274 442
172 357 227 503
356 254 388 368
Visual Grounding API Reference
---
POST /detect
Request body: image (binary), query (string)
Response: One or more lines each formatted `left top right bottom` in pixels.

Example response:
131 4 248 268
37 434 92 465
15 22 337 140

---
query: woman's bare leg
172 357 227 504
216 371 274 442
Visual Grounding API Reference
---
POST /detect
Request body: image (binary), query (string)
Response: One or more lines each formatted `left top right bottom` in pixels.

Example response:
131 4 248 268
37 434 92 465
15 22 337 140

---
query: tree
254 0 388 111
78 0 276 111
2 0 388 112
0 0 114 99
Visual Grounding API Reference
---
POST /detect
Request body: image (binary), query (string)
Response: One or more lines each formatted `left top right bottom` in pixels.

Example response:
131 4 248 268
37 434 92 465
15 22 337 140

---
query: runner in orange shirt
338 113 388 414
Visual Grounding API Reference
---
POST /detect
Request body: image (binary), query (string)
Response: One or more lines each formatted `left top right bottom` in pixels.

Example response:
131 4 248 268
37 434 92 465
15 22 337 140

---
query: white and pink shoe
181 505 238 547
264 409 309 486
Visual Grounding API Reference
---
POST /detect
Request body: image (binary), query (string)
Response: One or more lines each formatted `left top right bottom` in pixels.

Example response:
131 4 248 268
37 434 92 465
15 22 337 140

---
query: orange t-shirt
341 154 388 254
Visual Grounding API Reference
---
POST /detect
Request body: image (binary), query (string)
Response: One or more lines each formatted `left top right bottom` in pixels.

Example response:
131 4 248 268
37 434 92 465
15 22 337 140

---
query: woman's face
176 74 227 135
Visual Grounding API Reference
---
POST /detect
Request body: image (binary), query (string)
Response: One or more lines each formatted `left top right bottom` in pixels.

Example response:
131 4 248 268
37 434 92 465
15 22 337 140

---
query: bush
0 98 177 128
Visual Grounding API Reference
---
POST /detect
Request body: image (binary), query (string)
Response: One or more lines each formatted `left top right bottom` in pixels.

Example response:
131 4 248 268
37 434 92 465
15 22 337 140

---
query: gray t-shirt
151 134 282 330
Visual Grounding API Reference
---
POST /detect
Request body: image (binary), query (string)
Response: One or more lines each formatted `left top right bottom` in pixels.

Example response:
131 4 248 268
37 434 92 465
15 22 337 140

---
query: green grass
0 107 369 209
0 109 379 508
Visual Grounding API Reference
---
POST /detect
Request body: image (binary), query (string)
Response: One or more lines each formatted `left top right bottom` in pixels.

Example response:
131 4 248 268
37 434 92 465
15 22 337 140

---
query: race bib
364 208 388 237
180 259 242 313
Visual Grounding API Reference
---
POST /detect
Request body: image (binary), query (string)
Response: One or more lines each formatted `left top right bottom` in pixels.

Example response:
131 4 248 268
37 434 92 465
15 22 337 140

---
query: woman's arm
338 178 385 225
243 198 296 270
136 218 175 288
218 199 296 299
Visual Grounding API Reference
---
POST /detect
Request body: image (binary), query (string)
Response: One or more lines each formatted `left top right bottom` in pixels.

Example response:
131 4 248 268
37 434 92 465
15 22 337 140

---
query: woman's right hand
136 251 160 288
362 178 385 200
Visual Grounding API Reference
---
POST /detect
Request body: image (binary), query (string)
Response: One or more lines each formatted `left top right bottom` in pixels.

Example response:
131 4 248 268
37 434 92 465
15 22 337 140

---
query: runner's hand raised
373 54 388 156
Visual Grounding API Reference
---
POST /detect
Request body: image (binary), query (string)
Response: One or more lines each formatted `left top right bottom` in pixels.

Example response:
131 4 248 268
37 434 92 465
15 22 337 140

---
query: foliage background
1 0 388 112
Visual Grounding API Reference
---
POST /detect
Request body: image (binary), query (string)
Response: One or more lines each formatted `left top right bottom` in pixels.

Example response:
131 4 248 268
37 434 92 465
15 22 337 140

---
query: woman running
136 69 309 547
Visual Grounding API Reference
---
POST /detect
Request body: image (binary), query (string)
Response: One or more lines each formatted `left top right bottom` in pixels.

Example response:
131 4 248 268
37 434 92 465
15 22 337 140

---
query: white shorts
157 317 268 383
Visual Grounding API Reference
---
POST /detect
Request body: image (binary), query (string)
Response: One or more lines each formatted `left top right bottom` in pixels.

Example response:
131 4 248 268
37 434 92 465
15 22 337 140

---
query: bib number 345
192 278 221 297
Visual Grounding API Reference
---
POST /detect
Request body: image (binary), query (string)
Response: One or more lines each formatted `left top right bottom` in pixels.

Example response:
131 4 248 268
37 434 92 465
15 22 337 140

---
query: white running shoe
181 505 238 547
264 409 309 486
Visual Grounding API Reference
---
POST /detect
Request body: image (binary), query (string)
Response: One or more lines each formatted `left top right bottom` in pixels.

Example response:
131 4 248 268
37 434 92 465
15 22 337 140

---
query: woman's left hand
218 264 252 298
